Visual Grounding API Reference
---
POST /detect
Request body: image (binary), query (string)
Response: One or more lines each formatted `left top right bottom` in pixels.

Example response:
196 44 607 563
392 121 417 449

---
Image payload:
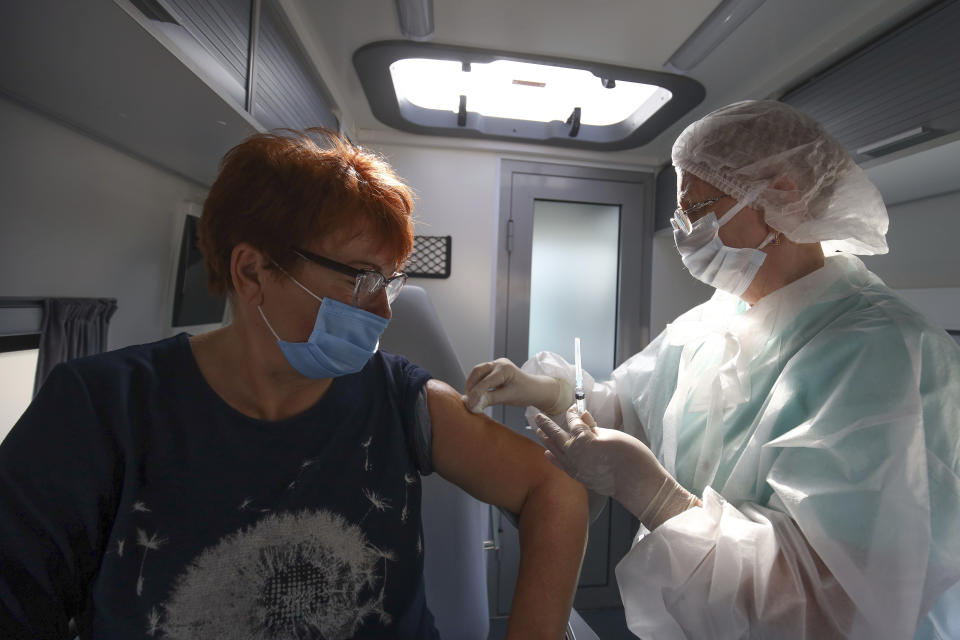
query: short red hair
198 128 415 294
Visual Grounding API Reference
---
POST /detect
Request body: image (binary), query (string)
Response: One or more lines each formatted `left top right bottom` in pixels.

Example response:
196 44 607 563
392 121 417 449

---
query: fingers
464 361 496 392
538 429 567 461
543 449 565 472
581 410 597 428
460 392 488 414
463 364 502 411
463 359 519 409
534 413 571 451
565 405 596 435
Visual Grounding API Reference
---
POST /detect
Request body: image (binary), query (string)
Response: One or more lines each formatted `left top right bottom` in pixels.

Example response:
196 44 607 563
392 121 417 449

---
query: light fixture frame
354 41 705 151
664 0 767 73
394 0 434 41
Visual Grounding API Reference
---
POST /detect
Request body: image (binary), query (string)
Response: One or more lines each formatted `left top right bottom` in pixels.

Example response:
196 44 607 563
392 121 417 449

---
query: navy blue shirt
0 334 439 639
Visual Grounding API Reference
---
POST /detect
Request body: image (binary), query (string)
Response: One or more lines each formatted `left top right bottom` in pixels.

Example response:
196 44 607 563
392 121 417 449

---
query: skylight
354 41 705 151
389 58 671 127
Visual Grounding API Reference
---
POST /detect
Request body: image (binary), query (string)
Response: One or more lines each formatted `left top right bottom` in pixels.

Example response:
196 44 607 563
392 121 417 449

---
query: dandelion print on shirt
156 510 395 639
0 335 437 638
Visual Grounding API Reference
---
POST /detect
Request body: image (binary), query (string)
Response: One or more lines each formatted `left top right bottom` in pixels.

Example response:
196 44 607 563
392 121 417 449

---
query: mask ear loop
272 261 323 303
756 231 778 250
716 199 751 227
716 183 769 227
258 305 283 342
259 261 323 343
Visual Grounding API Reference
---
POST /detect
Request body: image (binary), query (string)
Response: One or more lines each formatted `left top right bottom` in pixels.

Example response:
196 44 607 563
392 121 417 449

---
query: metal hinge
483 504 501 551
506 219 514 254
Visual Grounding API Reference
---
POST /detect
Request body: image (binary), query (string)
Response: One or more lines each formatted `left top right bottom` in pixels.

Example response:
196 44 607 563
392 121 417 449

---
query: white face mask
672 195 775 297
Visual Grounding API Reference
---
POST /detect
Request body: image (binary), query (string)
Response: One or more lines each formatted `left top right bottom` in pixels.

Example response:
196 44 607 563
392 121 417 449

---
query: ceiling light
354 41 705 150
390 58 670 126
664 0 767 73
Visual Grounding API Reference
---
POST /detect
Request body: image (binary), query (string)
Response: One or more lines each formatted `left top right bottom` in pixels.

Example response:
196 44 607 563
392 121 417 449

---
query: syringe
574 337 585 414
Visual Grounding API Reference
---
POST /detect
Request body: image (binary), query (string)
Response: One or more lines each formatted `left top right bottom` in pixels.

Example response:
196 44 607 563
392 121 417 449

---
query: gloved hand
462 358 572 415
535 407 700 530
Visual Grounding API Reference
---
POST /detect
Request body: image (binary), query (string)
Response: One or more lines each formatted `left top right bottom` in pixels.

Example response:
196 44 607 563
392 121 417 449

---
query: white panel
861 189 960 289
528 200 619 379
0 349 38 444
894 288 960 332
865 137 960 206
0 97 208 350
370 144 499 374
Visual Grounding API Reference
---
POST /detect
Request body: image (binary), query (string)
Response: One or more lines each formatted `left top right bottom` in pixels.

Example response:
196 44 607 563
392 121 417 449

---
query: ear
756 175 800 217
770 175 798 193
230 243 272 305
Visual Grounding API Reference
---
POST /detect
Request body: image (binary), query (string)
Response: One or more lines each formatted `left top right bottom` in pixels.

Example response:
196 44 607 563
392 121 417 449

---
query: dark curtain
33 298 118 395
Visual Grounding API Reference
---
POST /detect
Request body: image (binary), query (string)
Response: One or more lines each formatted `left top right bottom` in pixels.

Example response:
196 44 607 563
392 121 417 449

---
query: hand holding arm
462 358 572 415
536 407 700 530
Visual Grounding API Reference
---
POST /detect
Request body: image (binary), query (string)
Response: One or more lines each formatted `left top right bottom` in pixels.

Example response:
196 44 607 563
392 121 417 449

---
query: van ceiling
292 0 937 162
0 0 945 184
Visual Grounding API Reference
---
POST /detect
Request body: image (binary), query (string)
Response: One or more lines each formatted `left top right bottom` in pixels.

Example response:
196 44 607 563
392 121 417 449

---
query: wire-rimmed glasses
671 197 722 234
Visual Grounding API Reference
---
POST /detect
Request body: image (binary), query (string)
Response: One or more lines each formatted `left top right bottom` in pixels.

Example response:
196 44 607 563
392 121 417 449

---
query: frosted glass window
0 348 38 444
529 201 620 380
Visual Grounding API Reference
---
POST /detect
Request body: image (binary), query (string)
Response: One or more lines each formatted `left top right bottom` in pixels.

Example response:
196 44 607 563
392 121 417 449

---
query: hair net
672 100 889 255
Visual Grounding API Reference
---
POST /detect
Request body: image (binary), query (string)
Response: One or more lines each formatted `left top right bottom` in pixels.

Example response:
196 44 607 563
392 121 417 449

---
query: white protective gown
523 254 960 639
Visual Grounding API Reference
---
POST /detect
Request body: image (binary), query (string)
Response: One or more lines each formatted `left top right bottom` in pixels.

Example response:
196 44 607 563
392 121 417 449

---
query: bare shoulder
424 378 569 512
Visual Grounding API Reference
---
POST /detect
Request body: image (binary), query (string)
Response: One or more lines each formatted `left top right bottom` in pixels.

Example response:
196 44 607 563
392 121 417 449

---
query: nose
366 287 392 320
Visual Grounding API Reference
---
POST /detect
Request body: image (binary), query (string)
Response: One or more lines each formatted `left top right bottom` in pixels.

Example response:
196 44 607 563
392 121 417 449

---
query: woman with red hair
0 129 588 639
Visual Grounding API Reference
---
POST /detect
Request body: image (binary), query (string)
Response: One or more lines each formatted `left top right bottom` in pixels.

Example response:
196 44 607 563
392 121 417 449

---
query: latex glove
462 358 572 415
535 407 700 530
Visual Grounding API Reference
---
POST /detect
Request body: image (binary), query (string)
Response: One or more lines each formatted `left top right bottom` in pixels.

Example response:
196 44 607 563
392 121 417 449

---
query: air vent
252 0 338 132
163 0 251 90
123 0 338 132
126 0 178 24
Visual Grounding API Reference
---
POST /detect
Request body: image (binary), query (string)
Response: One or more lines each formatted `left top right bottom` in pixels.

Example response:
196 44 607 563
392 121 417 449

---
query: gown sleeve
0 363 122 639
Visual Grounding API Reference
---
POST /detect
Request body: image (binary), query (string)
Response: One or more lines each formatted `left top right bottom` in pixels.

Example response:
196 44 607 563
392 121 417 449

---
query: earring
771 232 782 246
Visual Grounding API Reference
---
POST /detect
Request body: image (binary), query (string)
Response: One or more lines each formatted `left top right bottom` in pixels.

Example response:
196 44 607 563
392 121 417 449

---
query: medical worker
464 100 960 639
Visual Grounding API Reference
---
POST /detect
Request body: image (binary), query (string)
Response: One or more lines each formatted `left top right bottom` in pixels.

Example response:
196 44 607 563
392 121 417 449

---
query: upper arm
0 364 119 636
426 379 582 514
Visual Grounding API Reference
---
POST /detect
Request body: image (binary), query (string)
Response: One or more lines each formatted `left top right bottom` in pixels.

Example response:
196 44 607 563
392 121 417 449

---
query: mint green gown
524 254 960 639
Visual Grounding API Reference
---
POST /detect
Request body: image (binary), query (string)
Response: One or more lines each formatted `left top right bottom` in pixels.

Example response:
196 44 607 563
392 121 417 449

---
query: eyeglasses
291 247 407 308
671 197 723 234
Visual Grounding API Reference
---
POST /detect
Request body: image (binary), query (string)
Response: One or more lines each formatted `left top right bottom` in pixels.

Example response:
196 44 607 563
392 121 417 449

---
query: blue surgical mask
258 271 390 379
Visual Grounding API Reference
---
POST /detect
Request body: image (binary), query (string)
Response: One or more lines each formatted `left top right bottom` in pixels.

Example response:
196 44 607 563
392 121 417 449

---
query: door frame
488 159 656 614
494 160 656 384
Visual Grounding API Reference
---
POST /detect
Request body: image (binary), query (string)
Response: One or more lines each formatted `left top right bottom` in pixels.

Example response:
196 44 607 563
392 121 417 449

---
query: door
488 160 654 616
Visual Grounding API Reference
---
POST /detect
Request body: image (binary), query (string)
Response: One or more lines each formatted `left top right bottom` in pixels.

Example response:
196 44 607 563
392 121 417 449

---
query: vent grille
782 1 960 163
253 1 338 131
405 236 452 279
128 0 338 133
164 0 251 88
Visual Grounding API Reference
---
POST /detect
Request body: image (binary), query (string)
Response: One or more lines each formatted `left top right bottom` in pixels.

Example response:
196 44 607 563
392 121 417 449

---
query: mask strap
756 231 777 250
272 261 323 303
716 184 768 227
257 305 282 342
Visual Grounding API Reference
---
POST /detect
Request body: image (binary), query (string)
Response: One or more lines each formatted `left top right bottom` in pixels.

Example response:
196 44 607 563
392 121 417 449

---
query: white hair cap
672 100 889 255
